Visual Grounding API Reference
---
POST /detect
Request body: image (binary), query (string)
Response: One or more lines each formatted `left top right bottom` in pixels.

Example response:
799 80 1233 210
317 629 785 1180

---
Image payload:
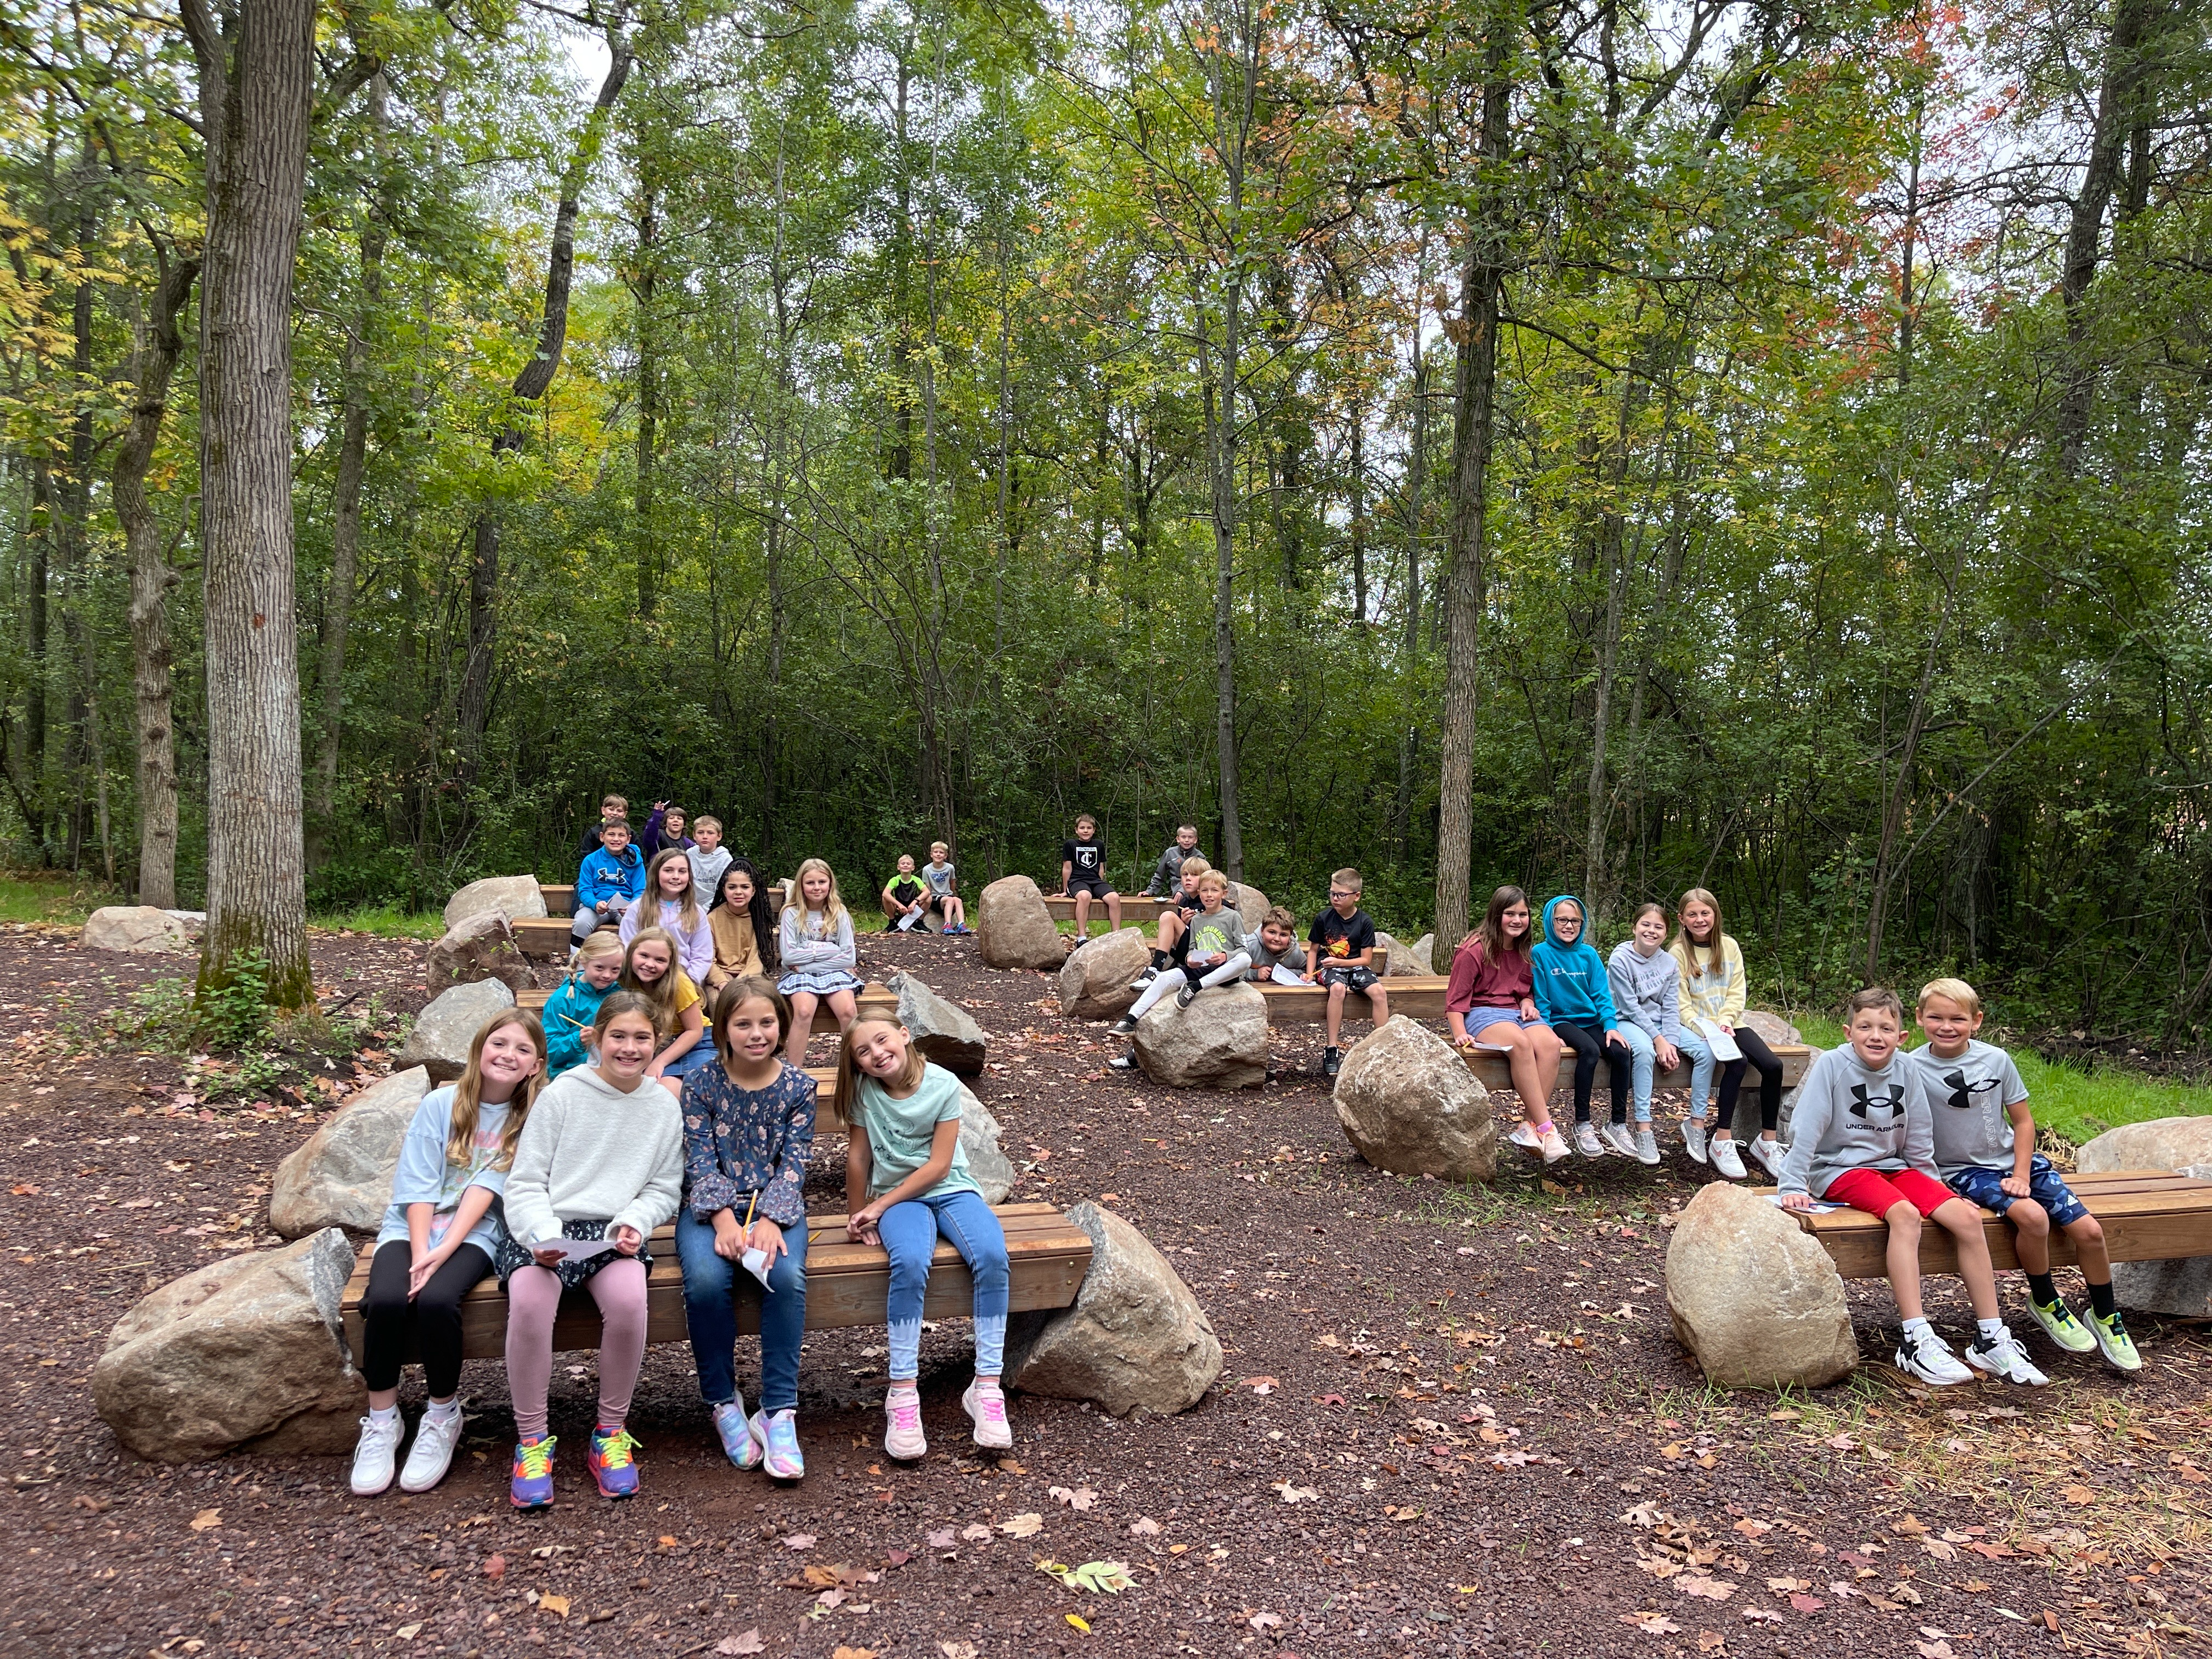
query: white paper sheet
531 1235 618 1265
1269 963 1305 987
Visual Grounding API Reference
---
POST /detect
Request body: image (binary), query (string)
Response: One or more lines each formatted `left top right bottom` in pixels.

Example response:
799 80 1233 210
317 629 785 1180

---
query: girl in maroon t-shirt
1446 886 1568 1164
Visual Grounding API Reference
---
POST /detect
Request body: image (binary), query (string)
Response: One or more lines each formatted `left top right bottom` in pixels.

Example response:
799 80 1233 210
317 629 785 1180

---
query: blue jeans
1616 1023 1657 1122
1682 1028 1720 1119
677 1207 808 1413
1624 1026 1713 1122
878 1189 1009 1379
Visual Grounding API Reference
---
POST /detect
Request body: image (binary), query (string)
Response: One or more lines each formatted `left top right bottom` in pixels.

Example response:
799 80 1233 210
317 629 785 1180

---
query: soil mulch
2 923 2207 1658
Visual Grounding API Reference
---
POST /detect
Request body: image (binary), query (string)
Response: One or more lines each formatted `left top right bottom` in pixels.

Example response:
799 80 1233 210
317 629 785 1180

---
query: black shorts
1321 965 1380 994
925 893 950 913
1067 878 1114 900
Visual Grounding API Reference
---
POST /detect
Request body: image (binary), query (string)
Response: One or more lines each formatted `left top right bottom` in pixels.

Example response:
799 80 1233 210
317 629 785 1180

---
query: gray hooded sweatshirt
1606 942 1688 1042
1776 1043 1936 1200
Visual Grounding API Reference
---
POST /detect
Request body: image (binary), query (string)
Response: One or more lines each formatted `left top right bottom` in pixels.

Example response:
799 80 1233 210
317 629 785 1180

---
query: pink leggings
503 1260 649 1441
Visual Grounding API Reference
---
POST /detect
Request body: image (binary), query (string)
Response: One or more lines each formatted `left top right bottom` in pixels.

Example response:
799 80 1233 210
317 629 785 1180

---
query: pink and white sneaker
962 1378 1013 1451
883 1386 927 1460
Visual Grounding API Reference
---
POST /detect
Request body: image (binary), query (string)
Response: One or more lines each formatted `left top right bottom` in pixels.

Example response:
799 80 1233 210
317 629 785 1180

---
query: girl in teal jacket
1532 894 1637 1160
541 933 624 1077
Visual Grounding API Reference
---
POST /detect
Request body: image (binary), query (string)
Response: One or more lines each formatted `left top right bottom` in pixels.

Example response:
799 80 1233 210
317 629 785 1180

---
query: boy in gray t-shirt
1911 978 2138 1372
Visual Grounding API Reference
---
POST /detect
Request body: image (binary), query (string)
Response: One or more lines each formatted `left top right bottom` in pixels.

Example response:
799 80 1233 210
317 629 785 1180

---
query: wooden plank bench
1457 1040 1810 1096
340 1202 1092 1365
1255 975 1444 1021
1042 894 1176 922
518 882 797 957
1794 1169 2212 1279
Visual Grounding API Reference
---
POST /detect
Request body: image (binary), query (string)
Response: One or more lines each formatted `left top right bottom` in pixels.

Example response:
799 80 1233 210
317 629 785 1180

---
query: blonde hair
1196 869 1229 893
1671 887 1729 982
639 847 703 936
444 1009 546 1170
832 1016 926 1126
1917 977 1983 1017
929 842 949 857
573 929 624 964
693 814 722 834
785 856 849 934
1177 855 1211 879
620 926 688 1036
1331 867 1363 892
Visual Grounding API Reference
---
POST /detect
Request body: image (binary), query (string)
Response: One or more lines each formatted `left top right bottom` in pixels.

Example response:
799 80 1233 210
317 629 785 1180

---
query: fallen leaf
831 1647 879 1659
782 1532 817 1549
1733 1518 1773 1538
540 1595 570 1618
1271 1480 1318 1504
802 1566 843 1589
1742 1608 1784 1625
189 1509 220 1532
1788 1594 1824 1613
1249 1611 1283 1631
482 1554 506 1579
394 1625 423 1641
1129 1517 1161 1537
1699 1633 1726 1654
1065 1614 1091 1633
997 1459 1027 1474
960 1523 991 1543
1242 1376 1278 1395
2061 1485 2096 1506
2041 1611 2059 1633
1622 1611 1682 1634
1039 1560 1135 1594
1049 1485 1099 1511
1384 1504 1424 1523
938 1644 980 1659
714 1634 764 1656
927 1527 957 1549
998 1513 1045 1538
1313 1393 1347 1407
658 1534 680 1547
1679 1576 1736 1601
1915 1645 1956 1659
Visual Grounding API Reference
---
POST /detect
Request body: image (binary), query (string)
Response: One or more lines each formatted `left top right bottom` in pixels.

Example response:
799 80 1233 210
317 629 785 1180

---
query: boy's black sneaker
1322 1046 1342 1077
1176 981 1199 1009
1109 1015 1138 1036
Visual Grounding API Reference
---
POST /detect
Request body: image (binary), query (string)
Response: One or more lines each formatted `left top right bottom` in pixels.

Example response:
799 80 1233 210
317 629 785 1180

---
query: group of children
349 986 1013 1507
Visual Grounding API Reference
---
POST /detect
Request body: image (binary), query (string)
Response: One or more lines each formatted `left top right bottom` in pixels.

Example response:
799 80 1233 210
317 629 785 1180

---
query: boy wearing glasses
1304 868 1389 1076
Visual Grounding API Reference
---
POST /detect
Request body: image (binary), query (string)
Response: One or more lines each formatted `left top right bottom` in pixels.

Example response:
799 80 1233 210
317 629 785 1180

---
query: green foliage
194 949 273 1052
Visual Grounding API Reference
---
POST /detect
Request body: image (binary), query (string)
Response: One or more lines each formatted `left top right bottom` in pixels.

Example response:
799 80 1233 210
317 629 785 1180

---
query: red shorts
1824 1166 1954 1220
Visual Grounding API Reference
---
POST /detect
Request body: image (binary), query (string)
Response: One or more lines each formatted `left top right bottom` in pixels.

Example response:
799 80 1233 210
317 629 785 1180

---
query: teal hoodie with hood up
1530 894 1619 1030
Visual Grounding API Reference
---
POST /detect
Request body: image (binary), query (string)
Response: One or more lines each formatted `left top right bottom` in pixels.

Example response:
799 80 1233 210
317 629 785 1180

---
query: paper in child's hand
532 1235 617 1265
1269 963 1304 987
740 1246 776 1291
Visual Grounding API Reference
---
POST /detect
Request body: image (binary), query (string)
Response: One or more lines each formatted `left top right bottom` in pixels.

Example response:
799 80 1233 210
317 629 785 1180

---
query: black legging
1554 1019 1634 1125
1717 1026 1786 1136
360 1239 494 1396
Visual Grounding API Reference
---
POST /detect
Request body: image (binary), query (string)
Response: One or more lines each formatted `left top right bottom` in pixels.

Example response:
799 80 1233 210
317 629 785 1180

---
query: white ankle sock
1901 1316 1933 1338
368 1404 400 1426
424 1398 460 1425
1978 1318 2006 1341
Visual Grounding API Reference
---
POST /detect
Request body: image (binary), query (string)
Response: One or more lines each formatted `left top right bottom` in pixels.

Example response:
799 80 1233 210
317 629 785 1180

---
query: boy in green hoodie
1531 894 1636 1161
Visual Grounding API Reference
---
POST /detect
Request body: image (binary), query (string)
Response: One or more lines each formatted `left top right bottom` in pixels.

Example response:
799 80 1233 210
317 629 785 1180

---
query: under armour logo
1848 1084 1906 1122
1939 1070 2004 1112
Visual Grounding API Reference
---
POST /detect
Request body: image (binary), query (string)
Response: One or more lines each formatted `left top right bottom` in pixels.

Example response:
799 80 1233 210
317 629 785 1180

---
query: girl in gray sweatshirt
1604 902 1712 1159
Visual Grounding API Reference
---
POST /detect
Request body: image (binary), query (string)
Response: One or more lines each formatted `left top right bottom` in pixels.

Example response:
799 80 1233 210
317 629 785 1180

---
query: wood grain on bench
340 1203 1092 1366
1457 1039 1812 1094
1793 1169 2212 1279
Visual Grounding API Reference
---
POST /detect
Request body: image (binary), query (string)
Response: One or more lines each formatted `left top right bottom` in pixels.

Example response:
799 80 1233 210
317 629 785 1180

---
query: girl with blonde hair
1669 888 1786 1180
778 857 861 1062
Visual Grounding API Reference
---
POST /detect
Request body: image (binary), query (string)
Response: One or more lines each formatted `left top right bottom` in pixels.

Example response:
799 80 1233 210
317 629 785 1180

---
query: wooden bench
519 881 798 957
1254 975 1443 1021
1042 894 1176 922
1459 1040 1811 1095
340 1203 1092 1365
1794 1168 2212 1278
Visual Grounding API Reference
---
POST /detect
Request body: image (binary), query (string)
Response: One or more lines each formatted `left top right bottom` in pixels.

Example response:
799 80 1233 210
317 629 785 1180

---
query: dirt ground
2 923 2207 1659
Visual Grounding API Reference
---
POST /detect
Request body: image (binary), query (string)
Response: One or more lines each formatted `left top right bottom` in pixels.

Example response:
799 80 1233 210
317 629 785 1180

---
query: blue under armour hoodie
1530 894 1619 1030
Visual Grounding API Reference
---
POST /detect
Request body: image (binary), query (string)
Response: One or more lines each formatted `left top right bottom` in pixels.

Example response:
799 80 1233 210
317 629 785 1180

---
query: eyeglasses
1328 889 1355 899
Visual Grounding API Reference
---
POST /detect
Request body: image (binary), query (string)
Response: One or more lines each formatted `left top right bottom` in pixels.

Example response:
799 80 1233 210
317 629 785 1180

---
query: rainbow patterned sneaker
587 1426 641 1499
509 1435 556 1510
754 1409 805 1481
712 1399 761 1471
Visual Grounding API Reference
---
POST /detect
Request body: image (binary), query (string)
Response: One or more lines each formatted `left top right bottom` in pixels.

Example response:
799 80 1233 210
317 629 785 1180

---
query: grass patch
310 902 445 939
0 868 120 927
1792 1012 2211 1148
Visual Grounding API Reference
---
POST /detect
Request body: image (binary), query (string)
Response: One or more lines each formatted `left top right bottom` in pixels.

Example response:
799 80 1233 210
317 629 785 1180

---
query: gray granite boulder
955 1080 1015 1205
441 873 546 932
394 979 515 1082
83 905 190 953
976 875 1065 970
1666 1182 1858 1389
269 1068 433 1237
2076 1119 2212 1317
1058 928 1153 1020
884 970 986 1075
1334 1016 1496 1182
426 910 539 994
1130 980 1268 1089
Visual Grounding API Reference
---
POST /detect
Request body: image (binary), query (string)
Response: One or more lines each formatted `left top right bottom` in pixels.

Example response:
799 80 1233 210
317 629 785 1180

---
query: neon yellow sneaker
2025 1296 2095 1353
2089 1310 2142 1373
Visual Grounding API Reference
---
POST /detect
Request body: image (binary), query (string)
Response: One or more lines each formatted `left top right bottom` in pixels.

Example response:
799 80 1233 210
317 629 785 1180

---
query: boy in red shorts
1778 987 2046 1388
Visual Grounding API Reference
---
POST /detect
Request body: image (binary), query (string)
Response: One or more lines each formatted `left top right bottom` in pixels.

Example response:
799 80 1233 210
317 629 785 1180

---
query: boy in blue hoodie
1532 894 1635 1160
572 818 646 949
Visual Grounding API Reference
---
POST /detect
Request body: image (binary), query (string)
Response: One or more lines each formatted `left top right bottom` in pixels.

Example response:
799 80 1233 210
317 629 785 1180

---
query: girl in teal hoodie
1532 894 1636 1160
540 933 624 1077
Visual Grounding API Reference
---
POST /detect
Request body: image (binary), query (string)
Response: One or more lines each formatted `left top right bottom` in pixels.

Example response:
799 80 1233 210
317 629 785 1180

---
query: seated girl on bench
1446 885 1568 1165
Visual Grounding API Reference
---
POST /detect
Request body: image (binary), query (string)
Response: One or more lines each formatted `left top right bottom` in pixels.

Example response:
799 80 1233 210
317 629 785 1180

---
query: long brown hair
1672 887 1729 981
638 847 702 936
620 926 687 1036
832 1016 925 1127
444 1009 547 1170
1474 885 1534 968
710 975 791 1067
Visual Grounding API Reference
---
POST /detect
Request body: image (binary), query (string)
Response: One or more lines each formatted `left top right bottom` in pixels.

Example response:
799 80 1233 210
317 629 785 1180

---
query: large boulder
885 970 986 1075
269 1068 433 1238
1006 1201 1221 1416
1130 980 1268 1090
93 1229 367 1462
1333 1017 1496 1182
2077 1119 2212 1317
1666 1182 1858 1389
1775 1046 1827 1143
442 873 547 933
394 979 515 1082
426 910 538 994
83 905 189 953
1375 931 1435 976
976 875 1065 970
955 1080 1016 1205
1232 884 1271 935
1741 1009 1801 1046
1058 928 1153 1020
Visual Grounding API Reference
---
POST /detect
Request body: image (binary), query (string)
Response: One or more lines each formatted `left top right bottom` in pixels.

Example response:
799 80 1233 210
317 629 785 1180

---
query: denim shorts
1945 1155 2090 1228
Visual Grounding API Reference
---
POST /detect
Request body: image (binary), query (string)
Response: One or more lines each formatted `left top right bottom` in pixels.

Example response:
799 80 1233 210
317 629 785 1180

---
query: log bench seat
1457 1038 1812 1095
340 1202 1093 1365
1791 1169 2212 1279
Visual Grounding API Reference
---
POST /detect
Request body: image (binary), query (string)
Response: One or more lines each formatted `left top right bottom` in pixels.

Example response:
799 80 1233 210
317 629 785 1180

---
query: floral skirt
493 1217 654 1291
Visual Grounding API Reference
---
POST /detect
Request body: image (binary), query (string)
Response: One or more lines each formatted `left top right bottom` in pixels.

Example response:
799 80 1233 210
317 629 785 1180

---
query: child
1139 856 1218 985
620 848 714 983
1244 905 1307 983
1668 888 1787 1181
572 817 645 949
1446 885 1568 1164
1911 979 2139 1371
1060 812 1122 938
882 855 930 933
576 793 629 861
1532 894 1635 1160
497 991 684 1505
351 1010 546 1497
1779 988 2046 1387
1606 902 1709 1166
641 802 695 857
622 927 710 1094
839 1015 1012 1459
922 842 969 934
1107 870 1249 1063
687 816 733 916
706 860 778 990
778 857 862 1063
541 932 625 1077
679 978 815 1480
1143 823 1204 897
1303 868 1389 1077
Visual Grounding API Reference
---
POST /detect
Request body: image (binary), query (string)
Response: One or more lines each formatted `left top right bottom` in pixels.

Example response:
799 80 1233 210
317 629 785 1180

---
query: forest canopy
1 0 2208 1041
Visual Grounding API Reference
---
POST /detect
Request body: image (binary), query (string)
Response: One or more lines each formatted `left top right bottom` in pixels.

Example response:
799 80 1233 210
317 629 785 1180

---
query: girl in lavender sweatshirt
1606 902 1712 1166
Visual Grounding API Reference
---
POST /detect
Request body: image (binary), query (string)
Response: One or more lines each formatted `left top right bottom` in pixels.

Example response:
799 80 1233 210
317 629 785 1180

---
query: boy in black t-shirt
1305 867 1389 1076
1059 812 1121 940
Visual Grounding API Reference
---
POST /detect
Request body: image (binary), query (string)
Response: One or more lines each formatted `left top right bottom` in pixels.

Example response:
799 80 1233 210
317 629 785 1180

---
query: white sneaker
1539 1127 1571 1165
399 1406 465 1493
962 1379 1013 1451
1573 1123 1607 1158
1894 1325 1974 1386
1746 1136 1785 1180
1634 1127 1661 1166
1508 1122 1543 1155
1709 1137 1747 1180
884 1387 927 1460
350 1412 403 1496
1965 1327 2050 1387
1602 1122 1639 1159
1682 1120 1709 1165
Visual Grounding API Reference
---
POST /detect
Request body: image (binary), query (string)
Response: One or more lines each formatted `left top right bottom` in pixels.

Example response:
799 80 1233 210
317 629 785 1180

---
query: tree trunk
184 0 320 1008
117 253 200 908
1433 9 1514 957
633 177 659 620
1207 6 1256 882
